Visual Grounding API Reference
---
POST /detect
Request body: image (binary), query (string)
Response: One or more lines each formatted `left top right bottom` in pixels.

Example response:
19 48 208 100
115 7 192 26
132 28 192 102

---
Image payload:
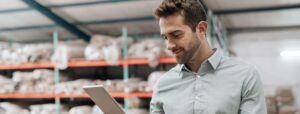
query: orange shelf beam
0 62 54 70
0 92 55 99
58 92 153 98
67 59 123 67
0 92 153 99
126 57 176 65
0 57 176 70
68 57 176 68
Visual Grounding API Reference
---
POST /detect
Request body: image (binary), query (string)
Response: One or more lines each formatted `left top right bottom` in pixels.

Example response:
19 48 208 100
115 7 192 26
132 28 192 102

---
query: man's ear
196 21 208 36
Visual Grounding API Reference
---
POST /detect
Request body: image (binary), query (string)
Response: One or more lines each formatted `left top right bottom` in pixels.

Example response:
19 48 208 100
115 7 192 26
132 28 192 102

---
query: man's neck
186 48 214 73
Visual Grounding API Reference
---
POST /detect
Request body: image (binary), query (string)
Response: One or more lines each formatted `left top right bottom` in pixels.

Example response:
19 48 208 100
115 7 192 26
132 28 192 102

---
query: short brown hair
154 0 207 32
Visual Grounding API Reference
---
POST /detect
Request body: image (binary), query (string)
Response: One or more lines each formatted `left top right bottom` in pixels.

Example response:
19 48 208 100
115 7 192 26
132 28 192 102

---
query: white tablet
83 85 125 114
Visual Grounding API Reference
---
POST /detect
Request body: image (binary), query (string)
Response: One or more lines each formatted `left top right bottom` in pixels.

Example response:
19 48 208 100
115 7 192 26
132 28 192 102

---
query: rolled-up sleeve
239 67 267 114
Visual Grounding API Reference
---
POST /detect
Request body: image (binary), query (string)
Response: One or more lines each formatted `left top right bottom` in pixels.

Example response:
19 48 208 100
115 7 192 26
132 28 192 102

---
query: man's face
159 14 200 64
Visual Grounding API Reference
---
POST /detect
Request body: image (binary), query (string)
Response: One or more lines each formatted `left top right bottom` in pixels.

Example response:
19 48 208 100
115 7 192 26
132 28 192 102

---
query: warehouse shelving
0 57 176 70
0 1 233 113
0 30 172 114
0 92 152 99
0 9 228 114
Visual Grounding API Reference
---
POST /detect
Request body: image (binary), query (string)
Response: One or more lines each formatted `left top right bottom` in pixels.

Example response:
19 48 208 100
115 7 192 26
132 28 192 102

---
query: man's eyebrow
161 30 181 37
169 30 182 35
161 30 183 39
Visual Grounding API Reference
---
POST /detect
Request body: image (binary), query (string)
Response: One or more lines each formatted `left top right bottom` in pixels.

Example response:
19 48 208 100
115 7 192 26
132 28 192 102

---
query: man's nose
167 40 176 50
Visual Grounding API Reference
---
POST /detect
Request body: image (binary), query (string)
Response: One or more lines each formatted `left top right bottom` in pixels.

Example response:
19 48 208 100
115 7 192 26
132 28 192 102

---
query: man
150 0 267 114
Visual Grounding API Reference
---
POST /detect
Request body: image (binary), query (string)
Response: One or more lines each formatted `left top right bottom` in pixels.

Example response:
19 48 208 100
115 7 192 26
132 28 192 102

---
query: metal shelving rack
208 10 230 55
0 31 177 114
0 8 229 114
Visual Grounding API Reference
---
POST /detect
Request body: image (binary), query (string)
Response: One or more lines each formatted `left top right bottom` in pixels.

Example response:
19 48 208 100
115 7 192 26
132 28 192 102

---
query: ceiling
0 0 299 43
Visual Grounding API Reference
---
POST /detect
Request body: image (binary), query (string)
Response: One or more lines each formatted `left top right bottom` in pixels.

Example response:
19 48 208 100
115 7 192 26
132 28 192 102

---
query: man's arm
239 67 267 114
150 87 164 114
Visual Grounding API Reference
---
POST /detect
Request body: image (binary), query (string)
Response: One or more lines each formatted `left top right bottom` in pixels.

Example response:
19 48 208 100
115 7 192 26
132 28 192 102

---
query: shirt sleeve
150 86 165 114
239 67 267 114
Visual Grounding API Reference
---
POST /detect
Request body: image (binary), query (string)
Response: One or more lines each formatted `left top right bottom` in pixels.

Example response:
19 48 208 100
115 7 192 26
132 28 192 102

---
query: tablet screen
83 85 125 114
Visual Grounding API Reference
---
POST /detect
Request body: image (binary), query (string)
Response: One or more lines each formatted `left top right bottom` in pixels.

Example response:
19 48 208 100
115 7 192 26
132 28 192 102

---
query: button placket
199 74 207 113
194 74 205 113
193 74 200 113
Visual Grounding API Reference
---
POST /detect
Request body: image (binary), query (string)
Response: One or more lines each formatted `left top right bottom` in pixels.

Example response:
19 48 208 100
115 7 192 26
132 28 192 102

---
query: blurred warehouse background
0 0 299 114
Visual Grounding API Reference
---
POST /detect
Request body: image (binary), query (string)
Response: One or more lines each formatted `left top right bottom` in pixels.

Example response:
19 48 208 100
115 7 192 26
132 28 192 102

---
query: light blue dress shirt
150 49 267 114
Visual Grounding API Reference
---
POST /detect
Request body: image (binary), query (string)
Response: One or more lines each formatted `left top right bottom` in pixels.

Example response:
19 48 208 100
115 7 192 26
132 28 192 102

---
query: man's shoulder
153 65 181 89
219 56 260 80
219 56 257 72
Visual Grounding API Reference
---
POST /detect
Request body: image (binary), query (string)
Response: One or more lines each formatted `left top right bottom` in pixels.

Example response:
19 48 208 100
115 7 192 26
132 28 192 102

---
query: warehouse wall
229 29 300 105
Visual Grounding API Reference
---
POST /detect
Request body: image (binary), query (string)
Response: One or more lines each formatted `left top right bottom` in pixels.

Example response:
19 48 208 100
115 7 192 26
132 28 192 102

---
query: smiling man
150 0 267 114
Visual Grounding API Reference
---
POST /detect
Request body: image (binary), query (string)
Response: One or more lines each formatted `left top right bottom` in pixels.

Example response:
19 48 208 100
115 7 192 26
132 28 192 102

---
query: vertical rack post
122 27 129 112
207 10 215 48
8 37 13 48
53 31 61 114
221 25 230 56
208 10 230 55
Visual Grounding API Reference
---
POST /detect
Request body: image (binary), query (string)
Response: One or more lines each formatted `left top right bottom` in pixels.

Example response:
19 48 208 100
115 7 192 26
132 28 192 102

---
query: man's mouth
173 49 183 55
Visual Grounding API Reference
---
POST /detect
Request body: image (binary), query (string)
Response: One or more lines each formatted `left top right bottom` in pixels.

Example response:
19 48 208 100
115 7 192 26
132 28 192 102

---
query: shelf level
126 57 176 65
68 57 176 67
0 92 153 99
58 92 153 98
0 57 176 70
0 62 54 70
0 92 55 99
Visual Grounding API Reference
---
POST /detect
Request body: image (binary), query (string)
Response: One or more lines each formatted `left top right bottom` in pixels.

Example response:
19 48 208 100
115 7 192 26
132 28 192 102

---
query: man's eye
173 34 182 38
162 36 167 40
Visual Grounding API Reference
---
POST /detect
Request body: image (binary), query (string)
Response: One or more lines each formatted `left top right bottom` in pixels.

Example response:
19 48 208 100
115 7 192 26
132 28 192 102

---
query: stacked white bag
84 35 116 61
0 102 29 114
69 105 92 114
12 69 67 93
56 78 147 95
128 39 172 67
104 78 144 93
0 43 53 65
69 105 105 114
29 104 68 114
52 40 87 69
18 43 53 63
85 35 133 65
0 75 16 93
0 39 86 67
0 43 25 65
55 79 104 95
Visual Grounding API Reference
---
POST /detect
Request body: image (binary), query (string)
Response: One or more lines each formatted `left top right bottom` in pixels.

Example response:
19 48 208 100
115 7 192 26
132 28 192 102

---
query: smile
173 49 183 55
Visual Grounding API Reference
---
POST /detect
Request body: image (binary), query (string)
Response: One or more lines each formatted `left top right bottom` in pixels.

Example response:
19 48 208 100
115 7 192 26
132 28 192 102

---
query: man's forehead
159 21 186 36
158 14 187 35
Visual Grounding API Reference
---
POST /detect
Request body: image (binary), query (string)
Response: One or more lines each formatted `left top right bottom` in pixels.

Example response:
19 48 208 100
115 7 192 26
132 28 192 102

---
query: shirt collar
207 48 222 70
179 48 222 78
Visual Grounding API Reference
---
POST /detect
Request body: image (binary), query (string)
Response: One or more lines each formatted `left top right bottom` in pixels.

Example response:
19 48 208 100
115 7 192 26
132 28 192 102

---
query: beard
175 42 200 64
